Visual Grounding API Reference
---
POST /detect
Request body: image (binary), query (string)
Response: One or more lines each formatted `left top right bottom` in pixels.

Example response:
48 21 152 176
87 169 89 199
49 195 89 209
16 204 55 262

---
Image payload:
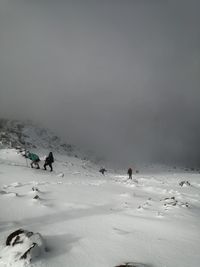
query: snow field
0 149 200 267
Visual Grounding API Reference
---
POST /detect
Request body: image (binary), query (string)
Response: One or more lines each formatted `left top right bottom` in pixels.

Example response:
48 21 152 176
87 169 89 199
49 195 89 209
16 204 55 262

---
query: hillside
0 119 200 267
0 119 82 157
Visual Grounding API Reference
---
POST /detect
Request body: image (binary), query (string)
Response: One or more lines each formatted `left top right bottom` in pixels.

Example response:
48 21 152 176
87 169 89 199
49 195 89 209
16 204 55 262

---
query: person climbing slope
43 152 54 172
99 168 107 175
28 152 40 169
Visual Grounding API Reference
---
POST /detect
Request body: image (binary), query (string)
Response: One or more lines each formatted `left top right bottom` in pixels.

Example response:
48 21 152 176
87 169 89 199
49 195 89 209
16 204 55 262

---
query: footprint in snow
137 200 152 211
2 182 20 188
31 195 48 207
113 227 130 235
3 182 31 189
3 192 19 197
156 211 164 218
10 182 23 187
120 193 130 198
30 191 53 208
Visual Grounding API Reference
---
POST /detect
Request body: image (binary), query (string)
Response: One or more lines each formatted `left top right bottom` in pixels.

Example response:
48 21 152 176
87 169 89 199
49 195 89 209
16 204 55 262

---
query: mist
0 0 200 166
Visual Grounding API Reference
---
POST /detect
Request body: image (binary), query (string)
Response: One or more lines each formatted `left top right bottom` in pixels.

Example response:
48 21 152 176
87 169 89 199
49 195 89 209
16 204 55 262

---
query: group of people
27 152 54 172
99 167 134 179
26 150 133 177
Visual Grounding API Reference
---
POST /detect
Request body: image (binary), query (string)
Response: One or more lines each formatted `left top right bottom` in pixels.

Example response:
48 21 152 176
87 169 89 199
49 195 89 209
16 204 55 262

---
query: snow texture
0 134 200 267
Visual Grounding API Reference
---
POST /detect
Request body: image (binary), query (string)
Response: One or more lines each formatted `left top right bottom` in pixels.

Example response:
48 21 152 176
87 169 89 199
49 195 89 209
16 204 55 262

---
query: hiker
99 168 107 175
127 167 133 179
44 152 54 172
28 152 40 169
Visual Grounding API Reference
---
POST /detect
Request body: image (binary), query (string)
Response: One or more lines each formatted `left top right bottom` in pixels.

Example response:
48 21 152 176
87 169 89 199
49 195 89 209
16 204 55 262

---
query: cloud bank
0 0 200 166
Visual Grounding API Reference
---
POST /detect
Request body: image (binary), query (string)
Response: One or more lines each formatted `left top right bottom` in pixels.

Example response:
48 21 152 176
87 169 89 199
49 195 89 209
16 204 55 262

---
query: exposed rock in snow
33 195 40 200
0 229 46 265
32 187 39 192
161 196 189 208
115 263 151 267
179 181 191 187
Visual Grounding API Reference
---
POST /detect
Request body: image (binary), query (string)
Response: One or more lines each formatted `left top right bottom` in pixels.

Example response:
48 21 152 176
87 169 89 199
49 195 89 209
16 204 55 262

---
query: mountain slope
0 147 200 267
0 119 200 267
0 119 81 157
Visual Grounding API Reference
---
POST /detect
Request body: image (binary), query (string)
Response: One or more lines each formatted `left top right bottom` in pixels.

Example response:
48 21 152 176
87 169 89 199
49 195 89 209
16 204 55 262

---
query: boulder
179 181 191 187
0 229 46 264
33 195 40 200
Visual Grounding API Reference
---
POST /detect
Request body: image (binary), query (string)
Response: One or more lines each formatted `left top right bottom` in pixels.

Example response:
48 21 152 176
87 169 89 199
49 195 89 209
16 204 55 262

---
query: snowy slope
0 148 200 267
0 119 81 158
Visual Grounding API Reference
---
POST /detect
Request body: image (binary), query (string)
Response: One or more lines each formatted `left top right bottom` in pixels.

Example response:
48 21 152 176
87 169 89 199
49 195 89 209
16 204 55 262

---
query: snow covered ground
0 148 200 267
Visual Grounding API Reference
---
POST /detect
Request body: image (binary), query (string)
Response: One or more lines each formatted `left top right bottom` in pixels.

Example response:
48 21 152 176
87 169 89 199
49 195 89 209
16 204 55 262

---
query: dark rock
12 235 23 246
115 263 151 267
179 181 191 187
20 243 36 260
32 187 39 192
6 229 24 246
164 196 175 201
2 229 46 264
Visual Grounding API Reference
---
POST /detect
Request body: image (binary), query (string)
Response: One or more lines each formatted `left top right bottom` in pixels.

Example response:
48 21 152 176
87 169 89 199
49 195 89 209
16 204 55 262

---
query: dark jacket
45 152 54 164
99 168 107 174
127 168 132 175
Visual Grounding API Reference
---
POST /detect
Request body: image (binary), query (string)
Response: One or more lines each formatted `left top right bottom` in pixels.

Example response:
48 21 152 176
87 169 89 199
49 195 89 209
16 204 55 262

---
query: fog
0 0 200 166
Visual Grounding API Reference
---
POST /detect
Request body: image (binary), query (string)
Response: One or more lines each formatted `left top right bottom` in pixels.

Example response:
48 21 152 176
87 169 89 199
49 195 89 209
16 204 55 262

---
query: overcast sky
0 0 200 166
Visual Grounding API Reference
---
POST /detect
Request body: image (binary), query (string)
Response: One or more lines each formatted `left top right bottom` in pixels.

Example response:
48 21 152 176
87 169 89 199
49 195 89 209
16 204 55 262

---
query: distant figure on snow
127 167 133 179
28 152 40 169
44 152 54 172
99 168 107 175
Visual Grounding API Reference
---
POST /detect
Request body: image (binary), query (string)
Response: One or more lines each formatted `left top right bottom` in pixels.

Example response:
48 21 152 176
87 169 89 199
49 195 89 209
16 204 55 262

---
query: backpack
29 153 40 162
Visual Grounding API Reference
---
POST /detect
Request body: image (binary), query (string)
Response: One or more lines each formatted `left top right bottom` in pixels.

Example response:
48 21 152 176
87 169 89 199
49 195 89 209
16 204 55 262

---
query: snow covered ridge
0 118 79 156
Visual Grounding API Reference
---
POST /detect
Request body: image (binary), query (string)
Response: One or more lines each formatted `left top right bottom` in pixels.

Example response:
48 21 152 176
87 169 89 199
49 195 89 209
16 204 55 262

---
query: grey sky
0 0 200 166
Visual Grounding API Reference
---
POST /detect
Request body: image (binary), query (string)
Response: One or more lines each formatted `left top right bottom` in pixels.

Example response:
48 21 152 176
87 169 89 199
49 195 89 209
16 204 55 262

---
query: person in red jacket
127 167 133 179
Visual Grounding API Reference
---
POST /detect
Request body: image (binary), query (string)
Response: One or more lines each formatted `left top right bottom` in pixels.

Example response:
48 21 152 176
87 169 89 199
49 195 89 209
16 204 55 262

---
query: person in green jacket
28 152 40 169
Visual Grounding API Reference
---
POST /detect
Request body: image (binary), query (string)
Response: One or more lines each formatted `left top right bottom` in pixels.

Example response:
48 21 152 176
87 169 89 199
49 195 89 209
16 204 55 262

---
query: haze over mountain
0 0 200 166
